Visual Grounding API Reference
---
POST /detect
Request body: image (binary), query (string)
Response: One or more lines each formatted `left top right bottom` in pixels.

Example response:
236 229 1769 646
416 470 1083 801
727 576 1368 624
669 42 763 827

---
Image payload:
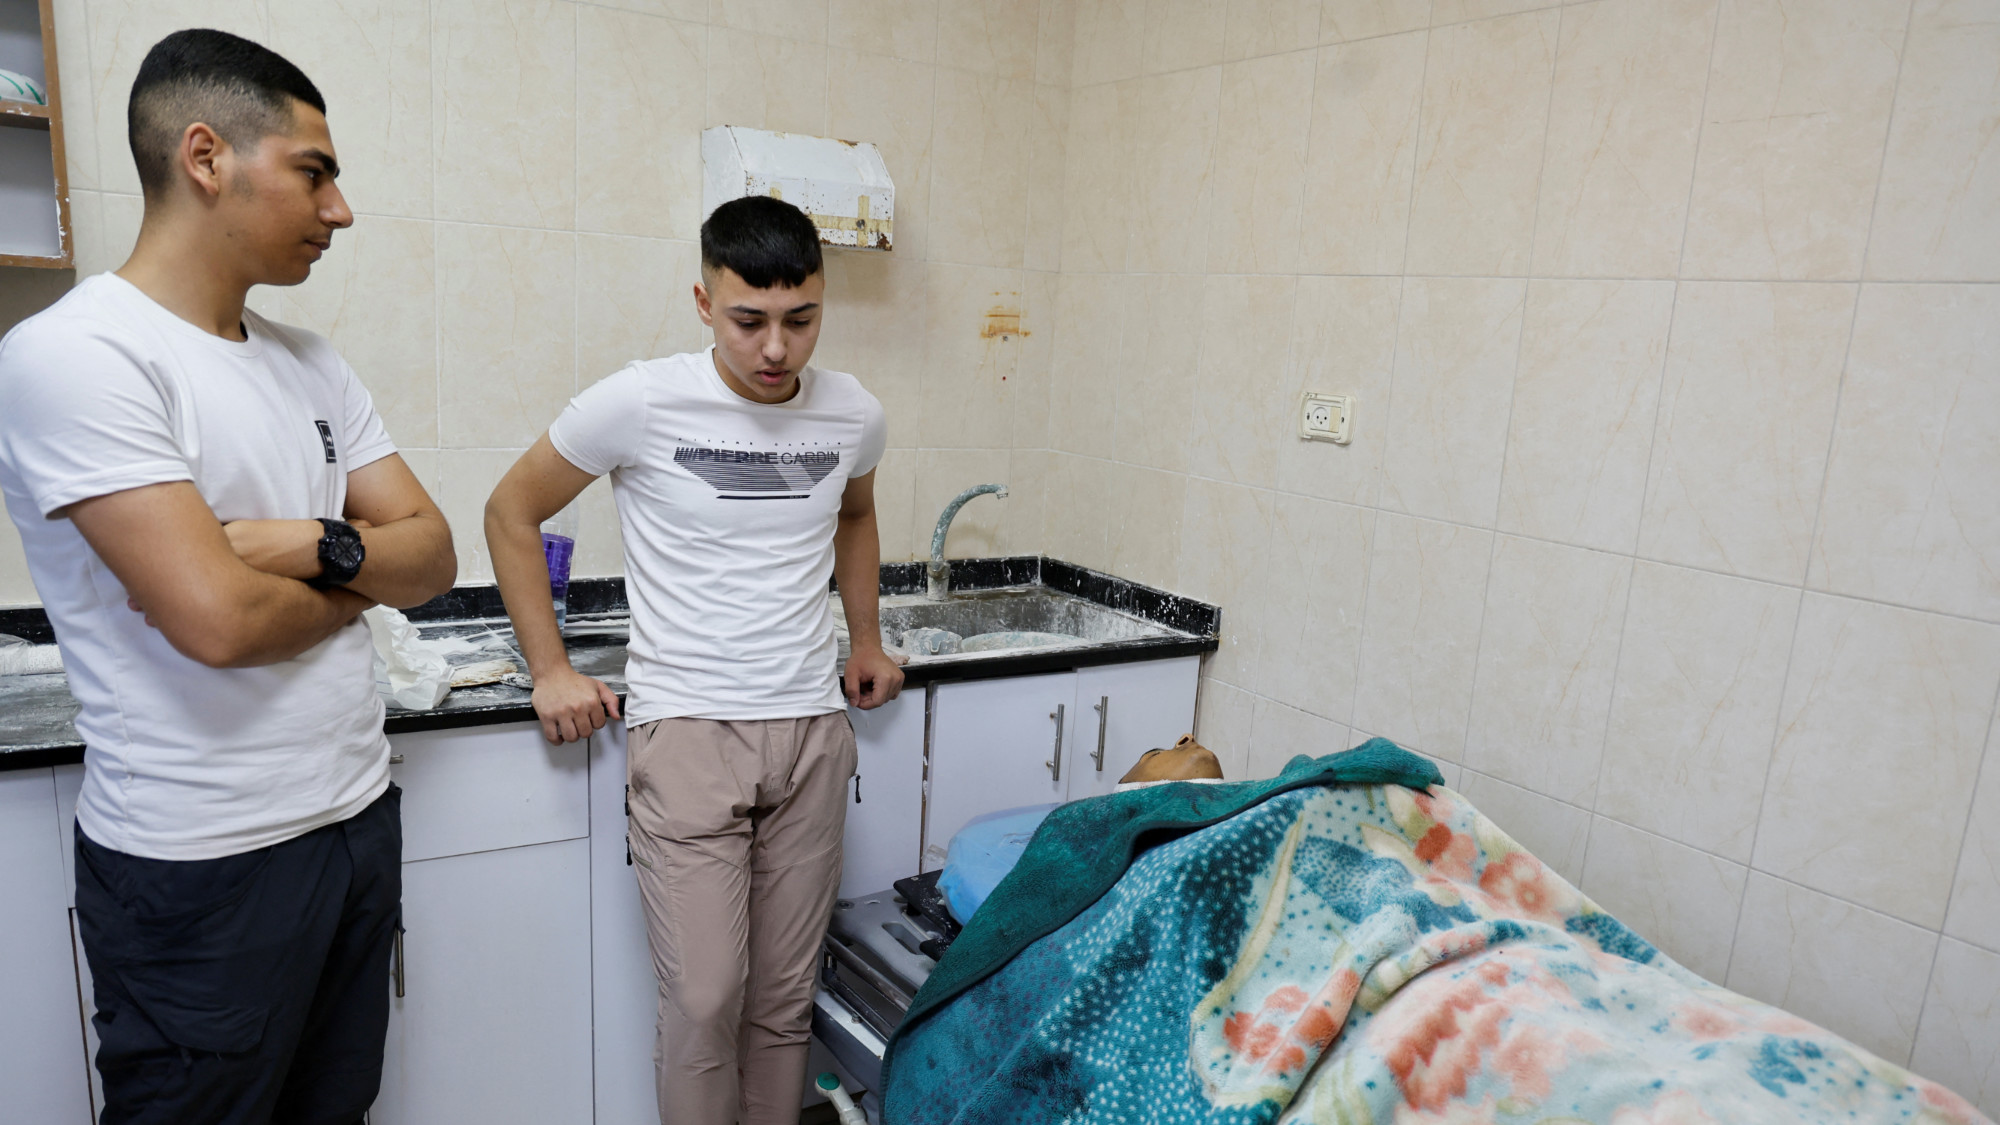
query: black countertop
0 558 1219 771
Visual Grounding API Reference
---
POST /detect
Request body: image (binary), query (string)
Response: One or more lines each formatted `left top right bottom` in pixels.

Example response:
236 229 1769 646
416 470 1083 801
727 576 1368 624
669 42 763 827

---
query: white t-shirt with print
549 348 886 724
0 273 398 861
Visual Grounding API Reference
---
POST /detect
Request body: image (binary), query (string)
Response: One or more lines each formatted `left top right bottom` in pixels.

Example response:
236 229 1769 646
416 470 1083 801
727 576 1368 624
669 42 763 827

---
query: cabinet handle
388 754 404 765
393 925 406 999
1092 696 1109 772
1045 705 1065 783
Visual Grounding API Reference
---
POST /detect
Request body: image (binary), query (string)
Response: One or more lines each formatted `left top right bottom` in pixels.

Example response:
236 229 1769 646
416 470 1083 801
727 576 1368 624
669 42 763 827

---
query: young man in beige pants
484 196 904 1123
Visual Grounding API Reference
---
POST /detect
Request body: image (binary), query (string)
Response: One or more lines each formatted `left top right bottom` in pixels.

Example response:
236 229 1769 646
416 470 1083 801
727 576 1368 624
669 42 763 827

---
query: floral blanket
885 781 1988 1125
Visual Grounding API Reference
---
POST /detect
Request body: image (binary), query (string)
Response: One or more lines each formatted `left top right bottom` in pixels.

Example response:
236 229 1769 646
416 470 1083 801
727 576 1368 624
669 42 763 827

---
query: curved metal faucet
928 483 1008 600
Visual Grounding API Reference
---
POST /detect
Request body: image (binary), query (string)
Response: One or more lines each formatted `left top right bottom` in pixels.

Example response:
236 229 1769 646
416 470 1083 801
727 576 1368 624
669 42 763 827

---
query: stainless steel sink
838 587 1185 663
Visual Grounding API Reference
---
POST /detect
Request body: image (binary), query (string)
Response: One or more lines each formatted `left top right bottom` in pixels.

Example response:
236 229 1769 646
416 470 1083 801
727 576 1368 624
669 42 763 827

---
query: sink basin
835 587 1185 663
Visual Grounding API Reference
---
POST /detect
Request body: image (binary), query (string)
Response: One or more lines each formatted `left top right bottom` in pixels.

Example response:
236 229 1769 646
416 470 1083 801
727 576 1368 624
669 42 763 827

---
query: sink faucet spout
927 483 1008 600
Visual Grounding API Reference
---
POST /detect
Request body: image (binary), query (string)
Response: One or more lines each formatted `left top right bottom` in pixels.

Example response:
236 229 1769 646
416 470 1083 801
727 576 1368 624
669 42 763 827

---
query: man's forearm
834 512 884 652
487 509 572 678
208 574 373 668
350 512 456 608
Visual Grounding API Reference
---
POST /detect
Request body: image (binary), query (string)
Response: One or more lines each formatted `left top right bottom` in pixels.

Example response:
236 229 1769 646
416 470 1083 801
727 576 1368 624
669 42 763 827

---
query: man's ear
179 122 227 200
693 279 713 326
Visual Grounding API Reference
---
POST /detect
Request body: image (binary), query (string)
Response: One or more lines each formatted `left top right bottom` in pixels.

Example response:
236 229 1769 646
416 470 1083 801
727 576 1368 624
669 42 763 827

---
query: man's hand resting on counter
534 665 621 745
843 644 904 710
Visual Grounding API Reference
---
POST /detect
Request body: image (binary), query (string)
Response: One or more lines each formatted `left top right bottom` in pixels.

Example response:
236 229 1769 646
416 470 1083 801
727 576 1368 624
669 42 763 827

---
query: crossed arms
65 454 456 668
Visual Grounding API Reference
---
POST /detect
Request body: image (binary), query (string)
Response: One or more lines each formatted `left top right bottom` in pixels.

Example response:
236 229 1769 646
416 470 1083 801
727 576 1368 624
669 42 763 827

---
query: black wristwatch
309 518 365 588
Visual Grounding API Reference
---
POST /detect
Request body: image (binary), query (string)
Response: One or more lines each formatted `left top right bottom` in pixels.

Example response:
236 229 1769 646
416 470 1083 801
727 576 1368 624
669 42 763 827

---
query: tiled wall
0 0 1072 601
1041 0 2000 1107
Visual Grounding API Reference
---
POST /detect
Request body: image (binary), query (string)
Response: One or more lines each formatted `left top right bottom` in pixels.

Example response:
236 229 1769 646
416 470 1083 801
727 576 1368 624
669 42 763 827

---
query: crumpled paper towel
364 607 451 710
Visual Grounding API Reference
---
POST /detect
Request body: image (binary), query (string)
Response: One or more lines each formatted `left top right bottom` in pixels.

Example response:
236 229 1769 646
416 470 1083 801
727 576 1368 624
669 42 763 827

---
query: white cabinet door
373 839 593 1125
1066 657 1203 800
842 691 926 897
389 722 588 862
923 673 1077 870
587 721 660 1125
0 769 93 1125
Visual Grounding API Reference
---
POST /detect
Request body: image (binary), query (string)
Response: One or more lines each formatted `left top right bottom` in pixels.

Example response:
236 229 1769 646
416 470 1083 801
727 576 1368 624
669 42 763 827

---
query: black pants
74 786 402 1125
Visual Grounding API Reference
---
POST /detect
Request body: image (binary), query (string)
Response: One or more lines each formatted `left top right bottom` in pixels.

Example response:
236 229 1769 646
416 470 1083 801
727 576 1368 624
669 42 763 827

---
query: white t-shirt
550 348 886 723
0 274 397 861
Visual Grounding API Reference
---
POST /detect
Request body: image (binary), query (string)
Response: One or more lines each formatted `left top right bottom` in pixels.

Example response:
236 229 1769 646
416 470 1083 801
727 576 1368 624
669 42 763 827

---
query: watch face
332 537 364 572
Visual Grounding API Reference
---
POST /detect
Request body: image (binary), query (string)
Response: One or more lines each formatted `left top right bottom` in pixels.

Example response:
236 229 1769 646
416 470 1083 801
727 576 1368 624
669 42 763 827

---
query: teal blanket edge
878 738 1441 1087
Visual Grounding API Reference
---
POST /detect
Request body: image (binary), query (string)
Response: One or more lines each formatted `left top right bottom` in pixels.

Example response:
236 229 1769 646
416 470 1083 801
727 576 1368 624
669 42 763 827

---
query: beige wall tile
1531 0 1715 278
711 0 831 41
1298 31 1427 275
266 216 439 449
1759 595 2000 927
1143 0 1228 73
917 263 1025 448
1811 284 2000 623
1596 562 1796 862
1110 274 1202 472
85 0 267 196
1195 676 1258 779
1580 817 1748 981
435 448 524 582
1043 452 1114 567
76 191 141 279
432 0 575 229
1464 535 1630 805
1226 0 1323 59
62 190 107 277
1205 50 1315 275
1055 80 1133 272
1037 0 1078 83
49 0 97 192
828 49 936 260
1638 282 1852 584
396 448 440 496
998 447 1048 555
575 8 703 240
914 449 1013 557
1727 873 1937 1065
1010 269 1058 448
1320 0 1431 43
929 69 1035 269
1176 478 1276 684
1952 734 2000 975
1259 495 1373 723
1072 0 1148 84
1127 66 1223 272
1868 0 2000 281
436 224 576 449
1498 280 1672 554
1249 697 1351 778
574 234 707 386
269 0 432 221
871 447 919 562
1189 274 1297 488
1405 10 1560 276
1680 0 1908 280
707 29 829 135
0 515 33 606
939 0 1040 78
1276 276 1400 506
1458 770 1591 883
1912 938 2000 1118
1024 85 1070 273
816 248 929 437
831 0 940 63
1433 0 1557 26
1103 463 1188 590
1946 723 2000 950
1352 512 1492 760
1379 277 1525 526
1048 272 1123 454
594 0 706 18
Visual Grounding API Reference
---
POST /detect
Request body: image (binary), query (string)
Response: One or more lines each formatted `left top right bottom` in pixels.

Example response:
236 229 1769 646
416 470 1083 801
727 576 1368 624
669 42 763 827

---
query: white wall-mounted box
702 125 895 251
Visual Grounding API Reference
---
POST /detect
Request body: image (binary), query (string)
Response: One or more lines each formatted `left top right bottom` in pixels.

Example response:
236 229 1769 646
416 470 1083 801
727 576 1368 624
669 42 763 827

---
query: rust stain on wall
981 306 1025 339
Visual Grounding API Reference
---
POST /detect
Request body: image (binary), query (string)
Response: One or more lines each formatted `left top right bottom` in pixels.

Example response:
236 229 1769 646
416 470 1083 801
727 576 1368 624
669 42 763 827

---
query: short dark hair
700 196 823 289
128 29 326 198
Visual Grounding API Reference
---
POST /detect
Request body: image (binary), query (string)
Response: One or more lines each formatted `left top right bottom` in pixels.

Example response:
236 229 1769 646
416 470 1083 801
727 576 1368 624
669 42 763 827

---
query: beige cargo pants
626 712 856 1125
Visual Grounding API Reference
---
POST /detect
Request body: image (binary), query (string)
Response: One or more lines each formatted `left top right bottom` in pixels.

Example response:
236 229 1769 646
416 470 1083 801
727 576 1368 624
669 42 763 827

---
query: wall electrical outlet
1300 392 1352 444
